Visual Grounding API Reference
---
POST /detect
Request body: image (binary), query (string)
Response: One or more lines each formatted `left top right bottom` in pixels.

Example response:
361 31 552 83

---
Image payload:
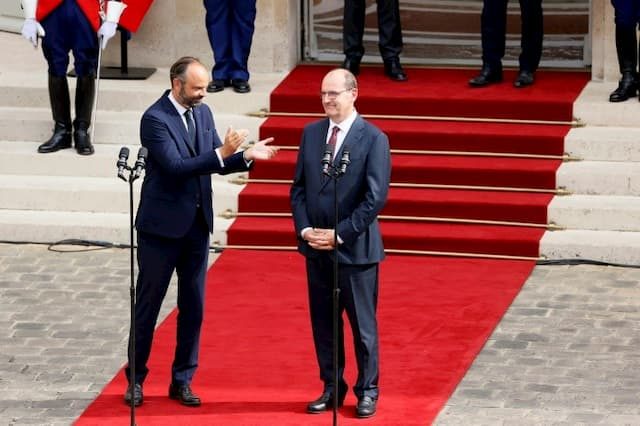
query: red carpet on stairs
76 250 535 425
76 64 589 424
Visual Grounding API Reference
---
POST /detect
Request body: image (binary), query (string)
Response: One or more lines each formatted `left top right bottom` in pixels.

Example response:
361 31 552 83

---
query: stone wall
102 0 300 74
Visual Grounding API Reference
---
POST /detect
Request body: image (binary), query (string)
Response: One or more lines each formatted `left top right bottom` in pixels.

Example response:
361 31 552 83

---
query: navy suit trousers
480 0 543 73
126 210 209 386
306 254 380 399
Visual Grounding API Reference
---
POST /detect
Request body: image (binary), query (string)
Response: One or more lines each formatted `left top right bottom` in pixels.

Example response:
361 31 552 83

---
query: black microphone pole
127 147 146 426
116 146 147 426
323 150 350 426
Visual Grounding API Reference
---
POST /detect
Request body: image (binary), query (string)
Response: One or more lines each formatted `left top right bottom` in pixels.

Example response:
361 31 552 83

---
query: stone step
0 107 265 146
573 81 640 128
0 209 234 246
557 160 640 196
0 173 243 215
565 126 640 162
540 229 640 265
548 194 640 231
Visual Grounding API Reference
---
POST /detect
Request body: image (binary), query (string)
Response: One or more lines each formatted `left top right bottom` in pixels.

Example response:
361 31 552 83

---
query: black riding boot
73 75 95 155
38 75 72 153
609 26 639 102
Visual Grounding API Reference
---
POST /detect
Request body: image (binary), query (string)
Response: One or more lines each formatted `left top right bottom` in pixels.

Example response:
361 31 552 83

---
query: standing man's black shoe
38 122 72 153
207 79 228 93
341 57 361 76
383 58 408 81
169 383 201 406
124 383 143 407
513 70 535 88
307 391 346 413
231 79 251 93
469 66 503 87
356 396 377 418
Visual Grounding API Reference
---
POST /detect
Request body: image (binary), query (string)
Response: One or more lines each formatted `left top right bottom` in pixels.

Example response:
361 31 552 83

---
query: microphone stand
117 147 146 426
322 151 350 426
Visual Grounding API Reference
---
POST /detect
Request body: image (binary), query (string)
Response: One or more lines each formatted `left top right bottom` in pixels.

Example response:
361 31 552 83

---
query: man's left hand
244 137 278 161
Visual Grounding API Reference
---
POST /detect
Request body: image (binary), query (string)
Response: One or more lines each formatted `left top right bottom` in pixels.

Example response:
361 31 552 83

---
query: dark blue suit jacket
135 90 250 238
290 115 391 264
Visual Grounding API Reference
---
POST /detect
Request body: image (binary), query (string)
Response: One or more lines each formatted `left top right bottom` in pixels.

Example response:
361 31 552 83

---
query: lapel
160 92 197 157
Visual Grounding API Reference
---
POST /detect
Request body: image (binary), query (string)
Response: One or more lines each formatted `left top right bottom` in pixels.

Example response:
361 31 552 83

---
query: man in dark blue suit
123 56 277 407
203 0 256 93
468 0 543 88
608 0 640 102
290 68 391 418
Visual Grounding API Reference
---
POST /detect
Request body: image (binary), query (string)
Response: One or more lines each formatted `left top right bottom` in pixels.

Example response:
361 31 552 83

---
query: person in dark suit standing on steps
468 0 543 88
290 68 391 418
203 0 256 94
341 0 408 81
608 1 640 102
123 56 277 408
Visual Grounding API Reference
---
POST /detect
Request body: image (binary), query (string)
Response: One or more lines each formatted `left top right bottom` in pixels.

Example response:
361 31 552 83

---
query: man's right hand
21 18 45 48
220 126 249 158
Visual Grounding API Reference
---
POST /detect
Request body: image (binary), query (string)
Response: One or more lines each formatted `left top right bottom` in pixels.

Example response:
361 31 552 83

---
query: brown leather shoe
168 383 201 406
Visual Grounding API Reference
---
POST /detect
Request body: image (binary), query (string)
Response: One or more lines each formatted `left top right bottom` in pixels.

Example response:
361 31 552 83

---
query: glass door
303 0 590 68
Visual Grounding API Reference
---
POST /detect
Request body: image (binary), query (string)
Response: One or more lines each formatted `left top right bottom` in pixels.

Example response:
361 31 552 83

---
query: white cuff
105 1 127 23
21 0 38 19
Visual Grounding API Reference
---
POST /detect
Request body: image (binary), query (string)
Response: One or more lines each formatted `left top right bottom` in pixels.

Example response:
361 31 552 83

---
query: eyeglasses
320 89 351 99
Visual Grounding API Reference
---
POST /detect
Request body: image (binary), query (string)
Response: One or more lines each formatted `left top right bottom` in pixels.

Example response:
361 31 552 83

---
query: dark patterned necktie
184 109 196 151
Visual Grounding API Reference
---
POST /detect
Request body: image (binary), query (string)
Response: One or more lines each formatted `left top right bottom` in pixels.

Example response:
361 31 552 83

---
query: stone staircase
541 82 640 264
1 31 639 264
0 31 282 247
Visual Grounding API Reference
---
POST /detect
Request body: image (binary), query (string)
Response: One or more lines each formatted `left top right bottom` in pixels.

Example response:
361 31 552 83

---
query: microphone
321 149 332 176
338 150 350 175
116 146 130 182
131 147 148 181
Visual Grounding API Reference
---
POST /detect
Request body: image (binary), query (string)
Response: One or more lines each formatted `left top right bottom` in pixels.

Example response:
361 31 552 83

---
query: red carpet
76 64 589 424
76 249 535 425
228 64 589 258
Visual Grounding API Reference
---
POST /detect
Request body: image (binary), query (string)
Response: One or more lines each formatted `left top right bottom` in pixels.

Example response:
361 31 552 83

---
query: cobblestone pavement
1 243 639 425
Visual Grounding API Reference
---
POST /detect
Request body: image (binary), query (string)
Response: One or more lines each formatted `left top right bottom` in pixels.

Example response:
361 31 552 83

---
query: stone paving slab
1 243 640 425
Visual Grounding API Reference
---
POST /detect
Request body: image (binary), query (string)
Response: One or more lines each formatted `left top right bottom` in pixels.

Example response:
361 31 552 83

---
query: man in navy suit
290 68 391 418
123 56 277 407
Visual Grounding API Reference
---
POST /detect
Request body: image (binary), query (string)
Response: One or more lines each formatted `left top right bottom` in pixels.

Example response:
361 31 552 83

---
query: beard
179 86 204 108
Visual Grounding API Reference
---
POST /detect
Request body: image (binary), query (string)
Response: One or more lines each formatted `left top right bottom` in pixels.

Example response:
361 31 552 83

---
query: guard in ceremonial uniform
609 0 640 102
20 0 151 155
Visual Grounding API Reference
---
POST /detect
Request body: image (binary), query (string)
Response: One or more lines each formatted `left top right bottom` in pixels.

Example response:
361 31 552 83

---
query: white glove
21 18 45 47
97 1 127 50
97 21 117 49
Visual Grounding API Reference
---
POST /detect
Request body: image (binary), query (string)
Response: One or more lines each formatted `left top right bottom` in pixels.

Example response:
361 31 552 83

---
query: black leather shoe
383 58 408 81
468 66 503 87
207 79 229 93
37 122 72 153
356 396 377 418
307 391 346 413
73 126 94 156
609 72 638 102
124 383 143 407
341 57 361 76
513 70 535 88
169 383 201 406
231 79 251 93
